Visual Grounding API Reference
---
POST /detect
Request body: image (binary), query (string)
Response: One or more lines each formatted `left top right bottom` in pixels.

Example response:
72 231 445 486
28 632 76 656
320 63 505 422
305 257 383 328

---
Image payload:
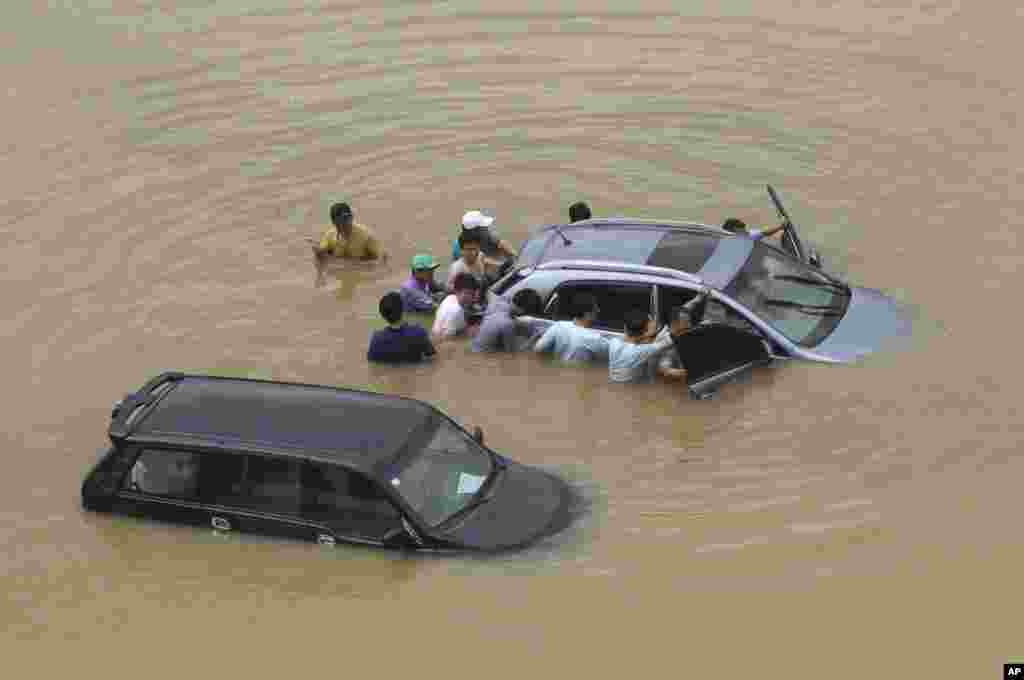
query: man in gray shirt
473 289 545 352
534 293 609 362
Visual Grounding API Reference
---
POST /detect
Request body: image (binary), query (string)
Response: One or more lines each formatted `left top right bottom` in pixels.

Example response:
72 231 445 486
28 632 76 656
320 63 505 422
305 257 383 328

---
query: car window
126 449 201 500
301 463 401 539
656 286 700 328
550 283 653 331
240 456 302 515
193 453 302 516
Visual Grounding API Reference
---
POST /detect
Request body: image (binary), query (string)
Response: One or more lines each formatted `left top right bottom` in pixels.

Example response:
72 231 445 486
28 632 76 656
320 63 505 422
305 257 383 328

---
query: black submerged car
82 372 573 552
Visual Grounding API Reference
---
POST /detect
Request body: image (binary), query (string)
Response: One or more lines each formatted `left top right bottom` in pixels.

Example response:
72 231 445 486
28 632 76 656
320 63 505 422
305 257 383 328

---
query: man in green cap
399 253 447 312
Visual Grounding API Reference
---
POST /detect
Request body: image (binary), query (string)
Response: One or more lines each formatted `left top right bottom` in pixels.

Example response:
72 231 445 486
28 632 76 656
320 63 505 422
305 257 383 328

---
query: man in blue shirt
367 292 437 363
608 309 691 383
533 293 609 362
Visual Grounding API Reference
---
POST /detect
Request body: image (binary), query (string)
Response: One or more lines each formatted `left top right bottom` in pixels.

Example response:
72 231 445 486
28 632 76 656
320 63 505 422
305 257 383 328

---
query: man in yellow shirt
310 202 387 286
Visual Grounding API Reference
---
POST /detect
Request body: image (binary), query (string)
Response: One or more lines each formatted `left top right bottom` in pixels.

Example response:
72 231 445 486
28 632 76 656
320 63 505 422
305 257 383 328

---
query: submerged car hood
437 461 570 552
811 285 912 362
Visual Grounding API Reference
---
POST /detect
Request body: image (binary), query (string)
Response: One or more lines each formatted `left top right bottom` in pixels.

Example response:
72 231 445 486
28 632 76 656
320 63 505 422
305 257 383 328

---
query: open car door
673 323 773 398
767 185 821 268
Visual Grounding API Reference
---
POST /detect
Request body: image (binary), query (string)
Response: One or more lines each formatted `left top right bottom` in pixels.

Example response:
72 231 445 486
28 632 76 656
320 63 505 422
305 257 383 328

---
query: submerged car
82 372 573 552
489 187 911 397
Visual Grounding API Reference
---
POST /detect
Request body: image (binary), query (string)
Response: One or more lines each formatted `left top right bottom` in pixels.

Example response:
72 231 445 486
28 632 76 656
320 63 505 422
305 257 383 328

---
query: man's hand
658 366 687 381
497 239 518 259
669 315 691 336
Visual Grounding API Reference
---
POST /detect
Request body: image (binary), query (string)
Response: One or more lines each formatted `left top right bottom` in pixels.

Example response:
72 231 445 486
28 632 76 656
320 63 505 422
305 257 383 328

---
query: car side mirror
472 427 484 446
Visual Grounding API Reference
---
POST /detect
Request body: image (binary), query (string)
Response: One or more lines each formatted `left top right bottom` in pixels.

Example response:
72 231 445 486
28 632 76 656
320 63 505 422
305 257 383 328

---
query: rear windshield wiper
772 274 849 294
764 299 844 316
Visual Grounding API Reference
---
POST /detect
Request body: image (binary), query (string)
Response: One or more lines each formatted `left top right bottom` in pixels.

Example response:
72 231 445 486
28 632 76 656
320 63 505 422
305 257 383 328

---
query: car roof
532 220 724 273
113 374 436 473
522 219 753 289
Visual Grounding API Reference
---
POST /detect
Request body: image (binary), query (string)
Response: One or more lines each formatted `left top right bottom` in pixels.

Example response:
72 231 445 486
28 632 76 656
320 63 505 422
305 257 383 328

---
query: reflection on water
4 0 1024 674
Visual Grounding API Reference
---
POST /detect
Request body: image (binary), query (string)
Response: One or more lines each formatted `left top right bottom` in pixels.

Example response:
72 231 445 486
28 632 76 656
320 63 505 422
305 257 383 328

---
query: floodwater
3 1 1022 676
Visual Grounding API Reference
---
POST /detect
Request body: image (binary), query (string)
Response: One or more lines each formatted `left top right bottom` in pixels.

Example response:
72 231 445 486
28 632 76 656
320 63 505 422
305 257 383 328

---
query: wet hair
569 293 599 320
330 202 353 226
458 231 483 249
452 272 481 292
569 201 592 223
379 291 404 325
721 217 747 233
623 309 651 337
511 289 543 316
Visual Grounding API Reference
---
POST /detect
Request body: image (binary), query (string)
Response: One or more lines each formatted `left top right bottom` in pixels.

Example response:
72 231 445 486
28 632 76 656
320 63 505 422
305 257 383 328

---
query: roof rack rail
542 218 720 232
535 259 704 284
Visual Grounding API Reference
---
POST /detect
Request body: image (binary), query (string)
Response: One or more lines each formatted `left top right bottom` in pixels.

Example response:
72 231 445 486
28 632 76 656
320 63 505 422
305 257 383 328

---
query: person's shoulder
436 295 459 316
403 323 429 338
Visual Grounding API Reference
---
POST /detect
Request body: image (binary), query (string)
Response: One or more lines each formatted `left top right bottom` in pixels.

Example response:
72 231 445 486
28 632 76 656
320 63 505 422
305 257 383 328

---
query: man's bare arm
496 239 518 259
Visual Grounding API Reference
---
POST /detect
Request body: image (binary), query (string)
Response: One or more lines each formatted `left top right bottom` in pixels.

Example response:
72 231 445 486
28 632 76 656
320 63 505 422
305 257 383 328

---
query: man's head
510 289 543 317
331 202 354 234
623 309 655 339
721 217 748 234
379 291 404 325
458 231 483 265
570 293 599 324
451 272 481 308
410 254 440 282
569 201 592 223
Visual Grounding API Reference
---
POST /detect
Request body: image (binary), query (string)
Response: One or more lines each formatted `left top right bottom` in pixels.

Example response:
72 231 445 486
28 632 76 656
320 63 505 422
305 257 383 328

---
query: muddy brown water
3 2 1023 676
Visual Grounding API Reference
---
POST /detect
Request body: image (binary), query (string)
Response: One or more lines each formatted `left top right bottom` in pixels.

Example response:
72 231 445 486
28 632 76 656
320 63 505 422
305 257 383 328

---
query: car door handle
211 516 232 531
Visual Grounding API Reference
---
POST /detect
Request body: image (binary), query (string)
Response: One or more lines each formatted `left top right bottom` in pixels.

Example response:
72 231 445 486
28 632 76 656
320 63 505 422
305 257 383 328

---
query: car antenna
552 223 573 246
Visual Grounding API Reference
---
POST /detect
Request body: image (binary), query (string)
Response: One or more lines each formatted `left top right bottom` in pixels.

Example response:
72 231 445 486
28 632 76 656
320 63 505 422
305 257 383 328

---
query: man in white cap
451 209 518 262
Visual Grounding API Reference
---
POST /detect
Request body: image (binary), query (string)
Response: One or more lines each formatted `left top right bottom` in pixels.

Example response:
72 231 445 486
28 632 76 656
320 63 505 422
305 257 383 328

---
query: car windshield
724 242 851 347
390 418 495 528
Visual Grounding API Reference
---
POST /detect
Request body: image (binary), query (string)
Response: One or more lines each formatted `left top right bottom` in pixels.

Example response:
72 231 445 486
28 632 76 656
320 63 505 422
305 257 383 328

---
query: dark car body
490 210 911 396
82 373 573 553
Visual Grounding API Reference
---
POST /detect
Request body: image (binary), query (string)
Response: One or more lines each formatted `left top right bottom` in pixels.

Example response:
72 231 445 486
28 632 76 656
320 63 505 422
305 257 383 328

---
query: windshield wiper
772 274 849 294
764 299 844 316
439 477 501 527
457 489 497 516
